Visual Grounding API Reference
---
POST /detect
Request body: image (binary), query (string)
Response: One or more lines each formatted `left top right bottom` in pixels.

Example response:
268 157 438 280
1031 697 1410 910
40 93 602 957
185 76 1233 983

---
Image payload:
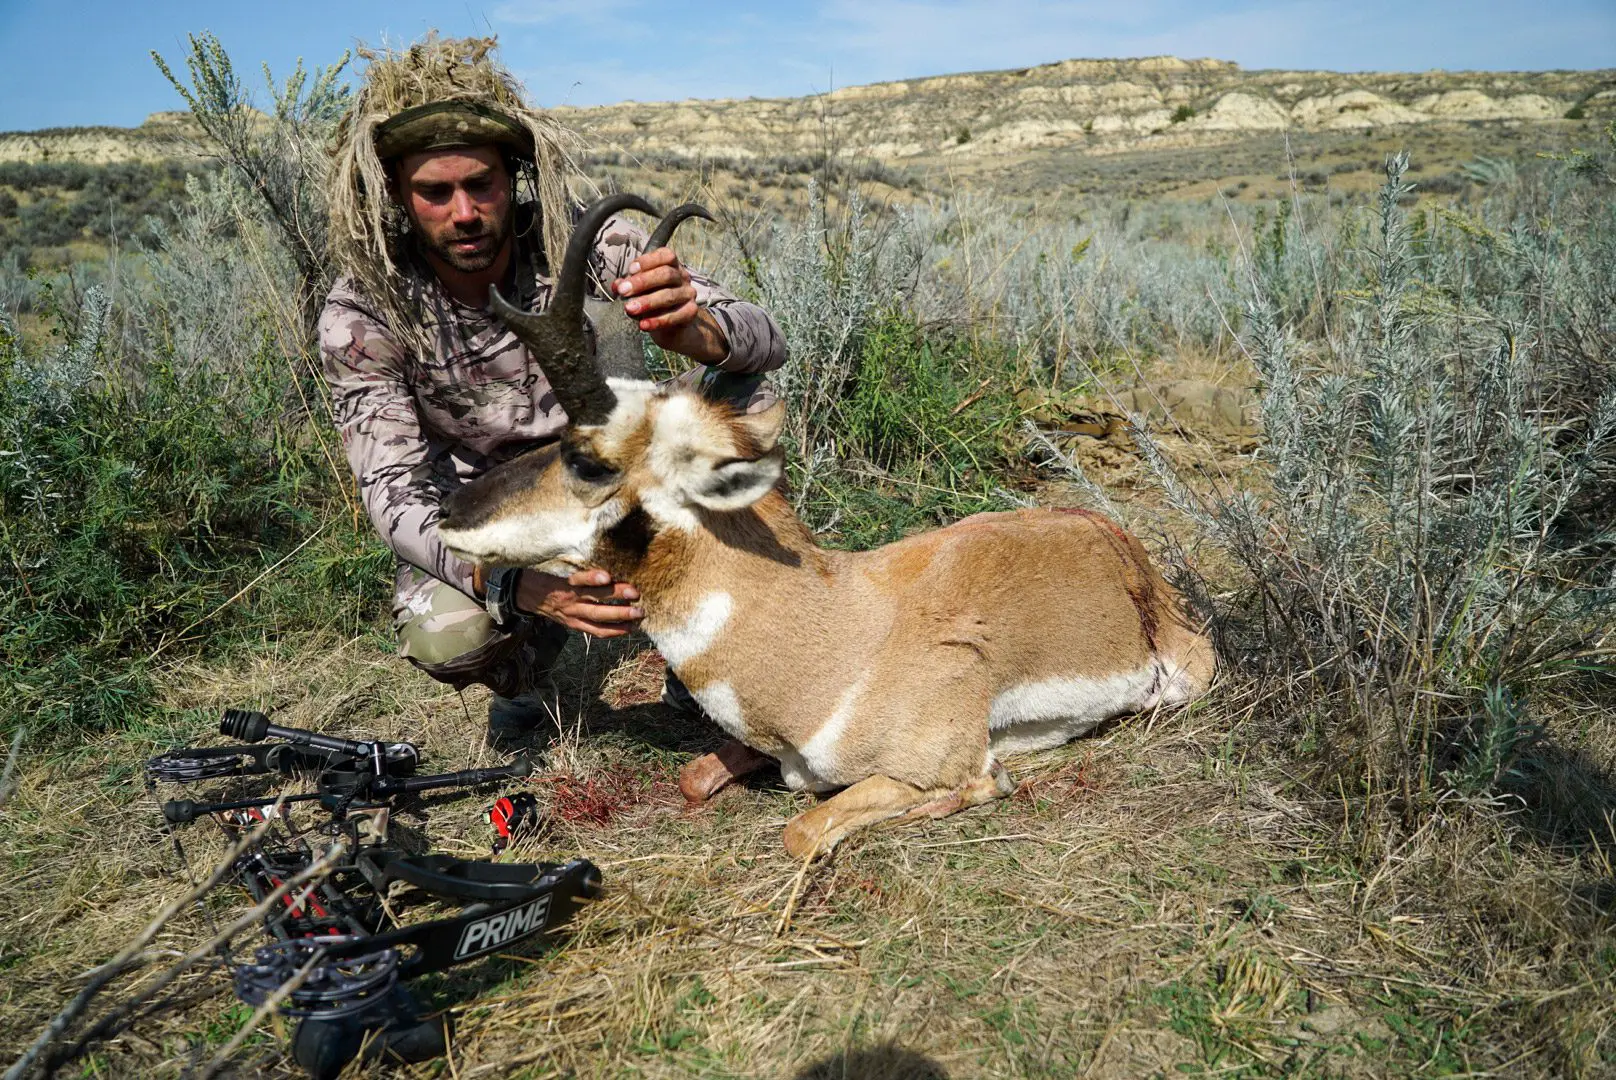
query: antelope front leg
781 767 1014 859
679 740 774 804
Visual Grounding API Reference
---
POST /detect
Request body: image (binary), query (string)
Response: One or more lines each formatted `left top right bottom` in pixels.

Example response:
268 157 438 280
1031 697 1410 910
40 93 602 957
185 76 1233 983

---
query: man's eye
566 454 616 483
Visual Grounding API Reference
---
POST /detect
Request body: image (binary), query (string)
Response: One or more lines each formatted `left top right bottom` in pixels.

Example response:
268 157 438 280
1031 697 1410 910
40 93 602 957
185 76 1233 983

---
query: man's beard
424 218 511 273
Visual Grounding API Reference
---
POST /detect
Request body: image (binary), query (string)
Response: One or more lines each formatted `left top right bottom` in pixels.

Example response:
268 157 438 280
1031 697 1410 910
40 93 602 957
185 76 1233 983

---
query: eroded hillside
4 56 1611 175
558 56 1611 164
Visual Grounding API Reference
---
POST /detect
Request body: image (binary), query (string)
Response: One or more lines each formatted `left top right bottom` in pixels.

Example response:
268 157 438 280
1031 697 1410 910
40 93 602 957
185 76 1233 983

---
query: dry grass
5 366 1614 1075
3 615 1614 1078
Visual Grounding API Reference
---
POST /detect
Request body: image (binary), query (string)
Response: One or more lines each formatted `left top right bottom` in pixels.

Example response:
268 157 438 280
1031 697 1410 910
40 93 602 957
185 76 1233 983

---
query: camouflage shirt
319 211 787 597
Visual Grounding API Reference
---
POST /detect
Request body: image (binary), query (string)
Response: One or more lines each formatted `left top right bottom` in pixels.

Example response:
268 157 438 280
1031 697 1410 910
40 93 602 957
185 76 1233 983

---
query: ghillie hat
327 34 581 352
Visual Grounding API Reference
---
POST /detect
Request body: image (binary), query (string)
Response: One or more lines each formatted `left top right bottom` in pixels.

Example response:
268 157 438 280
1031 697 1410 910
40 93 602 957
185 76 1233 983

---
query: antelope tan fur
439 194 1214 858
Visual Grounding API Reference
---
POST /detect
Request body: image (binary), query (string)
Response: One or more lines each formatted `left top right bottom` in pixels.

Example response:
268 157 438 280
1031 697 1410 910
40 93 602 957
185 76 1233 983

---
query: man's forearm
704 301 787 374
663 307 730 366
353 467 480 597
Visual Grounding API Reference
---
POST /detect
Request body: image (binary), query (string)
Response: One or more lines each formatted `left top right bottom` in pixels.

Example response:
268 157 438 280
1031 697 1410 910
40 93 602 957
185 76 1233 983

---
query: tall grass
729 187 1025 544
1134 148 1616 825
0 41 380 740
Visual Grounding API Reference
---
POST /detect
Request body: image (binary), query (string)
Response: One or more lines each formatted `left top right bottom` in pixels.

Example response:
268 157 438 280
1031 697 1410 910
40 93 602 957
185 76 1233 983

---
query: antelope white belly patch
775 747 838 793
654 591 733 668
1156 656 1202 706
988 664 1164 756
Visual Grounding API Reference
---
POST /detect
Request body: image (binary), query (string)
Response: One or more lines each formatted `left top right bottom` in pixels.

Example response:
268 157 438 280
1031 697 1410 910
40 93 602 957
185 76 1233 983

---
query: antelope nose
440 489 465 529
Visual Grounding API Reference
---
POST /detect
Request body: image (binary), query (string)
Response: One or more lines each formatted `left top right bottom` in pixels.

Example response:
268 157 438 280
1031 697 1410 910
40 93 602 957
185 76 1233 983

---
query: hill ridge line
2 55 1611 167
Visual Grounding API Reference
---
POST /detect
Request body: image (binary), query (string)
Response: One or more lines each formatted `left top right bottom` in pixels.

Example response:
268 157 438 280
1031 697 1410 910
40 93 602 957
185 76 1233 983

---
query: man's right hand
515 569 643 638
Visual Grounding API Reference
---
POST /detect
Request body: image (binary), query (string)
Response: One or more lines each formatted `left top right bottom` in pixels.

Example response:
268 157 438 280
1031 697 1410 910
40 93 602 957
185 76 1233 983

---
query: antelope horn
488 192 660 427
586 202 721 386
645 202 715 253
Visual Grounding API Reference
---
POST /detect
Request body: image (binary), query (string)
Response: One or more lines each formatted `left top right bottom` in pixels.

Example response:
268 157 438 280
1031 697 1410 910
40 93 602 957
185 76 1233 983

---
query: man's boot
487 681 559 750
486 620 570 750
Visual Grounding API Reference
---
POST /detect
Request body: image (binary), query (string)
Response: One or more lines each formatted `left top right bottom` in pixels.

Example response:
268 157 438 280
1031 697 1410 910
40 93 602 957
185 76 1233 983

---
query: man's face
394 146 514 274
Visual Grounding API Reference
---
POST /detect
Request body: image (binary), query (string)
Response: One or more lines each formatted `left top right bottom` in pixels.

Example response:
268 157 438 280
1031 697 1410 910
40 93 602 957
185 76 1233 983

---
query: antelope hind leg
887 762 1014 826
781 767 1014 859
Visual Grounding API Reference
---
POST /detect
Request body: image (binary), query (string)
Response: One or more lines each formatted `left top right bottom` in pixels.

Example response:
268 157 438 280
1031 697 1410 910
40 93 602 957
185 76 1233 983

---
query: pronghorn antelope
438 195 1214 858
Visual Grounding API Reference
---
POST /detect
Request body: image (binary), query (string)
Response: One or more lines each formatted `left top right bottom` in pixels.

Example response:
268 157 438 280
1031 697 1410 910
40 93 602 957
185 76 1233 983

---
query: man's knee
395 576 501 666
392 566 566 693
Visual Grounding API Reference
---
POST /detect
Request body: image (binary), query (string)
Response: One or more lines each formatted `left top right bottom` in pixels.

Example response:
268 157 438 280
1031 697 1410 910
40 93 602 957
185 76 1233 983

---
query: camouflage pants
394 369 774 694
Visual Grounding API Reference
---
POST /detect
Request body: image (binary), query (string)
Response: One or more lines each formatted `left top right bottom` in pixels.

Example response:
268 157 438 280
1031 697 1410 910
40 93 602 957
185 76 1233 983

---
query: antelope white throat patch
440 499 625 571
653 591 733 669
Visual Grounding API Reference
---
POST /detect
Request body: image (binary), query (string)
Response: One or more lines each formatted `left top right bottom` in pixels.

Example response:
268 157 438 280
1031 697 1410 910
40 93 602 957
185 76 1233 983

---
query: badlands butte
3 55 1613 201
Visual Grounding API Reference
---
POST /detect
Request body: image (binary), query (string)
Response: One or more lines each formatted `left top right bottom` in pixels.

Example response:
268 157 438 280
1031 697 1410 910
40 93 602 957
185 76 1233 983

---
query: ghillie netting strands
327 33 583 358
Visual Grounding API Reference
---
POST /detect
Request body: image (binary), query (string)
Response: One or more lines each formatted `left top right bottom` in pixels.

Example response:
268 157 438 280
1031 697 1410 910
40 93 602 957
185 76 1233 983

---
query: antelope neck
630 494 835 638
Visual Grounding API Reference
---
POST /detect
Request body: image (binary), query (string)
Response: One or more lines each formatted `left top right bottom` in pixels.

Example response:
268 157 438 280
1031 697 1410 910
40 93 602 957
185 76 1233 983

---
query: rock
6 57 1607 169
1196 92 1291 131
1291 90 1427 128
1411 89 1562 120
1118 380 1260 435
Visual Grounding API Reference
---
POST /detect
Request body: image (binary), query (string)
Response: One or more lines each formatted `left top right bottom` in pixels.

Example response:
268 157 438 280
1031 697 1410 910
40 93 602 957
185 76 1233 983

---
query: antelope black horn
584 203 720 387
488 193 660 427
645 202 715 253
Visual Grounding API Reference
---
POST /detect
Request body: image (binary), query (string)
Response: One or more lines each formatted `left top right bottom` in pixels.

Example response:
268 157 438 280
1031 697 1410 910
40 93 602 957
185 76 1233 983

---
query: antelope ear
687 446 784 511
731 401 785 455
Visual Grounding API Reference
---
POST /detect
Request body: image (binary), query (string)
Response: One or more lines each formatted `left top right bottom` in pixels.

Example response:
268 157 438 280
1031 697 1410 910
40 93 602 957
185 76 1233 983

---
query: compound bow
146 709 600 1079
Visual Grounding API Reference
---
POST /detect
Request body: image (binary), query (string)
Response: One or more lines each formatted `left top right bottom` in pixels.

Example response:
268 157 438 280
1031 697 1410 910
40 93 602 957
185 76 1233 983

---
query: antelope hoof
782 812 837 861
679 740 773 804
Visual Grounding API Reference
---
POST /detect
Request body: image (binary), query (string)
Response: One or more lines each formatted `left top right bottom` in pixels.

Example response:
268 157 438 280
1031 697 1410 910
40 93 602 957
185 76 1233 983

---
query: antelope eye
565 451 617 484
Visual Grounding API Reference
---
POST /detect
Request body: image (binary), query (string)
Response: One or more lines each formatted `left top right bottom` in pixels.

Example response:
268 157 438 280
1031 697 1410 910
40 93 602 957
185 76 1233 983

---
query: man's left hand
613 249 729 364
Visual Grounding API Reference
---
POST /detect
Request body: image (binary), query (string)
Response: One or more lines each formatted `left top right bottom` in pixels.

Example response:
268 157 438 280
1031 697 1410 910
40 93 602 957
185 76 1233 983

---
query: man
319 36 786 745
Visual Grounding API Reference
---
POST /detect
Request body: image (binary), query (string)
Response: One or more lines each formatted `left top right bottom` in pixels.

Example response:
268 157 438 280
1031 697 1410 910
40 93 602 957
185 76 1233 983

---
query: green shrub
153 31 349 334
1419 170 1469 195
733 188 1029 545
1137 153 1616 818
0 41 372 742
1171 105 1195 124
817 309 1020 546
0 283 385 737
0 160 205 263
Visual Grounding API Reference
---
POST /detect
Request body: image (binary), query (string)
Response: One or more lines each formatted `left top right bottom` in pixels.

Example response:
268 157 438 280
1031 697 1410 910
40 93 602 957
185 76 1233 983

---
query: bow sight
145 708 601 1080
145 707 421 784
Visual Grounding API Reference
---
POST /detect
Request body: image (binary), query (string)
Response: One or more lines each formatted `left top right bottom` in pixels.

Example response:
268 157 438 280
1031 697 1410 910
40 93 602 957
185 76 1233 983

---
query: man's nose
450 188 480 224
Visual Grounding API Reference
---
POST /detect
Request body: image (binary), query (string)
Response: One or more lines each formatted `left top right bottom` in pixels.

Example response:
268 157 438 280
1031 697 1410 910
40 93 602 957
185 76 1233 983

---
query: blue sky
1 0 1611 132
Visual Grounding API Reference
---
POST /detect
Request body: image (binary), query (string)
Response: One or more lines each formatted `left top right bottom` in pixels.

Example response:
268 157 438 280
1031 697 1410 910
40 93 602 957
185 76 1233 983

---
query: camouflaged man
318 37 786 745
